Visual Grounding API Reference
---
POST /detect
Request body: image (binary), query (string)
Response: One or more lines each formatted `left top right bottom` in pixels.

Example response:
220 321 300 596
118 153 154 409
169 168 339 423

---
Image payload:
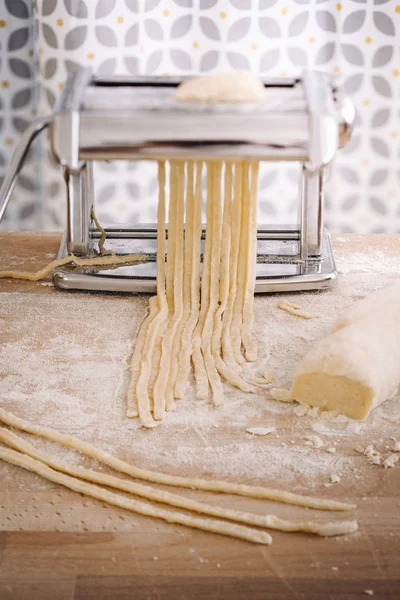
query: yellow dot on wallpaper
395 5 400 13
28 49 34 56
140 45 144 53
39 48 43 55
363 99 369 106
4 138 13 146
281 8 287 15
57 19 63 26
192 41 199 48
334 66 340 72
1 81 9 88
163 9 169 16
251 43 257 50
58 82 64 90
336 3 342 10
0 20 6 27
391 130 398 137
309 36 315 43
220 11 227 19
117 16 124 24
393 69 399 76
281 71 287 76
365 36 372 44
87 52 95 60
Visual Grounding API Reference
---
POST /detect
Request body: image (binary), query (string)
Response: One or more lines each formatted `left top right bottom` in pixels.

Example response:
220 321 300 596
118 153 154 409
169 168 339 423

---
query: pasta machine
0 67 355 293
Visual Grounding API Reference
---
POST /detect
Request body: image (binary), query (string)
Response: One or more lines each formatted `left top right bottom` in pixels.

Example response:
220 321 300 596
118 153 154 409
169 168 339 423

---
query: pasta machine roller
0 67 355 293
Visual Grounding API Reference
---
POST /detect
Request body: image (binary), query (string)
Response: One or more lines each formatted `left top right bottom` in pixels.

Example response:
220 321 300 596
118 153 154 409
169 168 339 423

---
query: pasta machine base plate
53 225 336 294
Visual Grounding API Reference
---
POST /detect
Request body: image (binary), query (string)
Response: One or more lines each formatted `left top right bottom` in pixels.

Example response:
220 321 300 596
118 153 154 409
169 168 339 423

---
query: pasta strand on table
0 445 271 545
0 407 356 512
0 427 358 538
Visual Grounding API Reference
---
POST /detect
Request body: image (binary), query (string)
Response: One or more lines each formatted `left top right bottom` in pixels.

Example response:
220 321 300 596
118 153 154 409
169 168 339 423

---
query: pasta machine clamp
0 67 355 293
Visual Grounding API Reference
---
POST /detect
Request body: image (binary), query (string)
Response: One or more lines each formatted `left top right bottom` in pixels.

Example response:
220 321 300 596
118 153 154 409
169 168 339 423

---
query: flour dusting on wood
1 245 400 531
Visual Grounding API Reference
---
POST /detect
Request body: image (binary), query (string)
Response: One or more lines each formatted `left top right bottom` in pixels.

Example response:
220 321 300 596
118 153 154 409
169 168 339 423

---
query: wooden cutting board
0 232 399 600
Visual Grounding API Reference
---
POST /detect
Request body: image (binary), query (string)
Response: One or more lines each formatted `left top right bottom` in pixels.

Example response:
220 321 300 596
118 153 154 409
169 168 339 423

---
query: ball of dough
175 71 265 103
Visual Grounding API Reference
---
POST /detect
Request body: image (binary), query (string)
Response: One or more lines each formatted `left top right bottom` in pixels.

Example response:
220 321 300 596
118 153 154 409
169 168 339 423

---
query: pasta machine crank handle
0 116 52 224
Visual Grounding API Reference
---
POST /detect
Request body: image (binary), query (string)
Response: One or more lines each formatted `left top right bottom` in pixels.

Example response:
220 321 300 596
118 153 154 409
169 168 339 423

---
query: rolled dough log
175 71 265 103
292 283 400 420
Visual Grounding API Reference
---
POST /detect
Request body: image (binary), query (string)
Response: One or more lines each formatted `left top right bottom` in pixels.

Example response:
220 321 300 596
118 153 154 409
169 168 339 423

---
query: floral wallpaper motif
0 0 400 233
0 0 39 230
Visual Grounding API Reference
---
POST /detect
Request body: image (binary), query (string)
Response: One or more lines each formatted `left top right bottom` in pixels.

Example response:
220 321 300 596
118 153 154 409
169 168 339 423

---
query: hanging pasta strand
201 162 224 405
127 158 262 426
192 163 213 400
135 161 169 424
230 162 251 365
164 162 186 411
126 296 159 419
241 161 259 362
126 161 168 422
175 161 203 399
166 162 193 405
221 162 244 369
152 161 179 420
153 161 185 418
212 163 256 394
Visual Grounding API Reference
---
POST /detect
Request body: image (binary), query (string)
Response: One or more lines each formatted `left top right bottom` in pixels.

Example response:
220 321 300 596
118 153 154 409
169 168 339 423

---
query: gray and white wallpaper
0 0 399 233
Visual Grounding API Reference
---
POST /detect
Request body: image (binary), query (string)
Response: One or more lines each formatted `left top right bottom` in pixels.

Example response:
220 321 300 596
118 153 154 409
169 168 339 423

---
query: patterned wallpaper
0 0 39 230
0 0 399 233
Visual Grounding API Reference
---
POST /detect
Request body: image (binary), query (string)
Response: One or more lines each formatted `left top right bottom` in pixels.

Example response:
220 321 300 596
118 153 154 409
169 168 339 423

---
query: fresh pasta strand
241 161 259 361
201 162 224 406
221 162 244 369
230 162 251 365
175 161 203 399
153 161 185 417
0 445 270 545
0 427 357 538
152 161 180 419
212 163 257 394
90 208 114 256
165 161 186 412
165 162 192 407
135 161 169 424
0 407 356 512
192 163 213 400
277 300 319 320
0 253 146 282
126 295 159 420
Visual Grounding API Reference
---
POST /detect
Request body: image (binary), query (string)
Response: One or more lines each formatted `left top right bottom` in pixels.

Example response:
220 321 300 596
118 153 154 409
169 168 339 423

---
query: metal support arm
0 116 51 224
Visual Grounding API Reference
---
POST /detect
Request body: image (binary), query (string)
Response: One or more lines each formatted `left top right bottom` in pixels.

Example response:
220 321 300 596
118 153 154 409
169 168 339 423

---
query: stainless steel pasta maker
0 67 355 293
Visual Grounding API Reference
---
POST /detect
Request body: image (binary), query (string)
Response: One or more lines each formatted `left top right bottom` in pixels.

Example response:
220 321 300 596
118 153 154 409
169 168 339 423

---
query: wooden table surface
0 233 399 600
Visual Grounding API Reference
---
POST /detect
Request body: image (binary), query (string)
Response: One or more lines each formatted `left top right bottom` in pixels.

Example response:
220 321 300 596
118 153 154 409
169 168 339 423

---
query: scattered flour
383 454 399 469
336 251 400 275
1 262 400 532
293 404 309 417
246 426 275 436
304 435 324 449
270 388 293 403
